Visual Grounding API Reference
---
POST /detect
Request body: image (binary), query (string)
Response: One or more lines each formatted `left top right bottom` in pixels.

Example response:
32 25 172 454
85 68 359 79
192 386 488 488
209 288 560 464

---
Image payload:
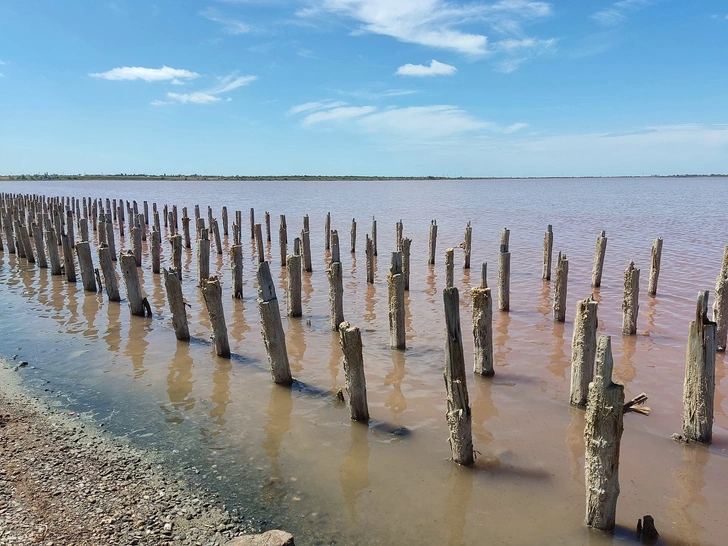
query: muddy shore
0 357 264 546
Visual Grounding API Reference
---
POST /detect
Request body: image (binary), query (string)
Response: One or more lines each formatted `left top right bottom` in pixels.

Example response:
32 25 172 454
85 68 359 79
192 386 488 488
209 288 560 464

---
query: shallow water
1 178 727 545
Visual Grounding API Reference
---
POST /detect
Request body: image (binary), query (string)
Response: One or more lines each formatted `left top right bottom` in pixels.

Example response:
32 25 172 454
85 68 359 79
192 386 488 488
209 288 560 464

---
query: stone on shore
225 530 295 546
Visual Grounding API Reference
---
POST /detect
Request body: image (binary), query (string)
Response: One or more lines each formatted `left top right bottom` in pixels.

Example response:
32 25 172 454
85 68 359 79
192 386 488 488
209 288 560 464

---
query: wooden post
61 233 76 282
682 291 716 443
388 252 406 350
402 238 411 291
76 241 97 292
443 286 474 466
163 268 189 340
463 221 472 269
221 206 229 237
32 223 48 269
255 223 265 264
301 229 312 272
286 254 302 317
202 276 231 358
339 322 369 422
395 219 403 251
45 228 62 275
365 235 374 284
585 335 624 531
265 211 271 243
212 218 223 255
182 216 192 249
542 225 553 281
325 212 331 251
647 237 663 296
445 248 454 289
98 243 120 302
498 228 510 312
170 234 182 275
231 244 243 299
197 229 210 287
471 278 494 377
131 219 142 267
622 261 640 335
570 296 598 407
119 250 145 316
371 216 377 256
105 215 117 261
591 231 608 288
279 214 287 267
16 221 35 264
257 261 293 385
713 246 728 352
293 236 301 256
428 220 437 265
553 252 569 323
350 218 356 254
235 210 242 244
249 208 255 240
79 218 89 242
65 210 75 248
327 231 344 331
151 230 161 274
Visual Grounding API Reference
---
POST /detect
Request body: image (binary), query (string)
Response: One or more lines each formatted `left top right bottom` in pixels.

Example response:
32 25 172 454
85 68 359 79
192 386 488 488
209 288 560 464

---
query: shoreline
0 356 263 546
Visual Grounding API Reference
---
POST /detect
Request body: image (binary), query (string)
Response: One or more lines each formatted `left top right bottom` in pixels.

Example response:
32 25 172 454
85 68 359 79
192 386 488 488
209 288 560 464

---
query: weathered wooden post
350 218 356 254
713 246 728 351
105 215 117 261
428 220 437 265
325 212 331 251
301 229 312 272
231 243 243 299
570 296 598 407
15 221 35 263
279 215 287 267
395 219 403 251
65 210 75 248
371 216 377 256
443 286 474 466
445 248 454 289
163 268 189 340
402 238 411 291
151 230 161 274
61 233 77 282
647 237 663 296
622 261 640 335
98 243 120 302
471 267 494 377
211 218 223 255
79 218 89 242
31 223 48 268
257 261 293 385
45 228 62 275
498 228 510 312
265 211 271 243
119 250 145 316
202 276 231 358
682 291 716 444
463 221 472 269
286 253 302 317
553 252 569 323
591 231 608 288
339 322 369 422
197 229 210 287
221 206 229 237
182 216 192 249
170 234 182 275
543 225 553 281
255 223 265 264
365 235 374 284
388 252 406 350
76 241 97 292
131 218 142 267
327 231 344 331
585 335 624 531
249 208 255 240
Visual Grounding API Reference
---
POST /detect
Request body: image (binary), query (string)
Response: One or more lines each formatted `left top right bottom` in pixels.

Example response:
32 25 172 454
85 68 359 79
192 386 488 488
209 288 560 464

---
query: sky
0 0 726 177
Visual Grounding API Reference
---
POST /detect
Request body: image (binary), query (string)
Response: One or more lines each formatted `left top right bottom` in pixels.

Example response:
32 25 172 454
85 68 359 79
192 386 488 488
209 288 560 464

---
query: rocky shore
0 359 283 546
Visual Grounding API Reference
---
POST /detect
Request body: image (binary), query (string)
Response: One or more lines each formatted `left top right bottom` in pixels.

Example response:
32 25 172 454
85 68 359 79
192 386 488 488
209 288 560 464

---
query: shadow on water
339 422 371 523
547 320 569 379
162 340 196 423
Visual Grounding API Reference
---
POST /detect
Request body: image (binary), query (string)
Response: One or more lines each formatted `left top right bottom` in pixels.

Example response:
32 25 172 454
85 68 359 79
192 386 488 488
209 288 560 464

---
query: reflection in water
565 405 586 484
81 291 101 340
302 272 314 308
164 340 196 423
210 358 232 426
384 349 407 424
537 281 551 317
262 385 293 503
125 316 150 379
104 300 122 354
715 354 726 419
404 292 413 342
197 289 212 336
150 272 166 316
546 321 568 379
328 333 341 391
494 311 511 367
286 317 307 375
426 264 437 301
615 335 637 386
364 282 376 324
471 377 500 468
444 465 475 546
644 295 660 334
230 299 252 348
669 445 710 545
339 423 371 523
65 283 80 329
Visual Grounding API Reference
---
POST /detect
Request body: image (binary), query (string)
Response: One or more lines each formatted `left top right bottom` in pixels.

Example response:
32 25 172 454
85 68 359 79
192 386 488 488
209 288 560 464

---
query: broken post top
547 224 552 233
594 335 619 390
331 230 340 263
257 261 277 302
481 263 488 288
390 251 402 275
500 228 510 253
696 290 714 325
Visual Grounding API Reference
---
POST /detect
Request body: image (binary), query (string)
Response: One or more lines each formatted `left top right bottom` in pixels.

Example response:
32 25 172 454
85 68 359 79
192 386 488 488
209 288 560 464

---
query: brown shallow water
1 178 727 545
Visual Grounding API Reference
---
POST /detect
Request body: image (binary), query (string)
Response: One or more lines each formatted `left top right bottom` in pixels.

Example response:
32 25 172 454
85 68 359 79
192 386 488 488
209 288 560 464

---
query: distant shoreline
0 173 726 182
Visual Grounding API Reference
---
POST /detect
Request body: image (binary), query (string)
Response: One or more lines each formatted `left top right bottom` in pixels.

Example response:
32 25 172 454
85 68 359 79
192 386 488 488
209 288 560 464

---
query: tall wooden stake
498 228 510 312
543 224 553 281
647 237 663 296
591 231 608 288
553 252 569 323
622 261 640 335
570 296 598 407
340 322 369 422
202 276 231 358
163 268 190 341
257 261 293 385
388 252 406 350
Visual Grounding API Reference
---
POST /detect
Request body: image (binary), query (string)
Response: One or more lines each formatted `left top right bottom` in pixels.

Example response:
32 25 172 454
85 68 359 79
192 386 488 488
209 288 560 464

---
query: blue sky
0 0 726 177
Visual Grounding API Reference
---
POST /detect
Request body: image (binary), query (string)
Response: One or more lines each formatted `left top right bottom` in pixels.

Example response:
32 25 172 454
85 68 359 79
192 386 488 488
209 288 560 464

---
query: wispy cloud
0 59 4 78
153 73 257 105
591 0 652 26
396 60 457 77
200 7 252 34
334 88 419 100
90 66 200 82
492 37 556 71
303 106 378 125
287 100 348 116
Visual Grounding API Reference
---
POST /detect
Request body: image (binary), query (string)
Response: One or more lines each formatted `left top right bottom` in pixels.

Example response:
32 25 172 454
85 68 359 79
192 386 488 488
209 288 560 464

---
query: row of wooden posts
0 191 723 533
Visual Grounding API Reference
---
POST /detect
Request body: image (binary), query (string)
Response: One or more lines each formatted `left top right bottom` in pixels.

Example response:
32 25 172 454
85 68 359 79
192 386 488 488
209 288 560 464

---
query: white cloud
153 73 257 105
90 66 200 82
0 60 5 65
495 37 556 52
396 60 457 77
333 88 419 100
200 7 252 34
287 100 348 116
303 106 378 125
591 0 652 26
